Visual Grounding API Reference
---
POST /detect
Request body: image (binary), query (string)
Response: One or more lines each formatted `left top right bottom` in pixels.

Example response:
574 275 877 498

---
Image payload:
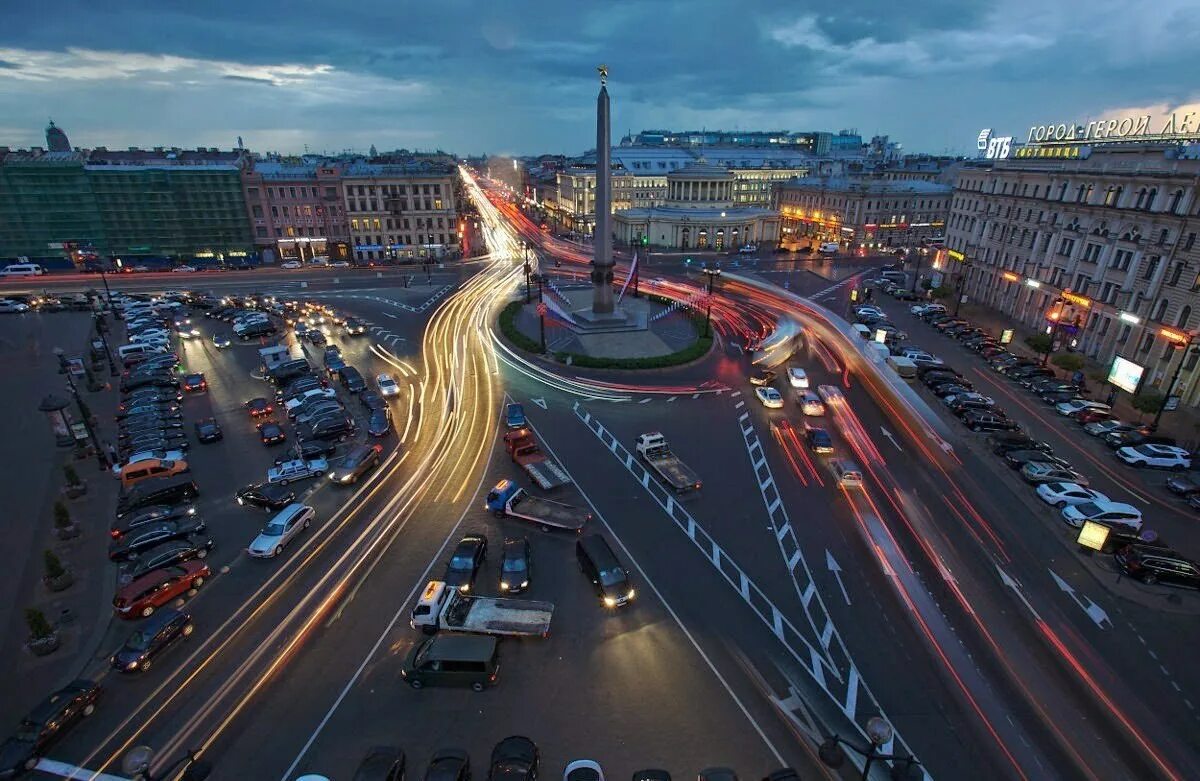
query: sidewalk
950 299 1200 450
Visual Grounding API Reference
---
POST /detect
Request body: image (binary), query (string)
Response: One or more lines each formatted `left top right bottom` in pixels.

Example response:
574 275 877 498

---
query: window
1153 298 1169 321
1158 229 1170 246
1185 233 1196 251
1168 263 1185 287
1143 255 1161 280
1135 188 1147 208
1139 332 1155 352
289 187 297 199
1169 190 1184 214
1178 306 1192 329
1082 243 1101 263
1146 188 1157 210
255 226 267 237
251 205 263 218
1104 187 1116 206
271 206 278 217
247 187 259 198
1111 249 1133 271
1058 237 1075 256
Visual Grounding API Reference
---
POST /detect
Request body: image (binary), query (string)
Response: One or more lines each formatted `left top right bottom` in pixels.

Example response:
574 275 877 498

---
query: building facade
945 141 1200 407
775 177 951 249
0 143 255 266
612 162 781 250
341 161 460 263
242 160 349 262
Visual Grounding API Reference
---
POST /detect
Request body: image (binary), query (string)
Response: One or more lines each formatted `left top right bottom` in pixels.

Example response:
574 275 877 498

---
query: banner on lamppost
1164 395 1181 412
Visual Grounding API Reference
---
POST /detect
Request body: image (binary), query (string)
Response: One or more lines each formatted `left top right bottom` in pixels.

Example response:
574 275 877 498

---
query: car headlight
626 588 636 600
520 580 529 588
459 584 470 593
499 582 509 591
126 660 140 670
603 596 617 607
341 474 354 483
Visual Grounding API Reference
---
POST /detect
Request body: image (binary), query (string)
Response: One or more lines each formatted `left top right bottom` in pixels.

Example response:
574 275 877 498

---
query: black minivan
116 476 200 518
576 534 635 608
110 608 194 673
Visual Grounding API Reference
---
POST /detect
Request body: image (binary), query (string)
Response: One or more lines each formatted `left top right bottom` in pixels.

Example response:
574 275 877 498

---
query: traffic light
641 235 648 245
685 257 693 264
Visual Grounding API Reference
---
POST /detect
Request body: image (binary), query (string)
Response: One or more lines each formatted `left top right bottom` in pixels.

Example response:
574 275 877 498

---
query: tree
63 464 81 486
1051 353 1085 373
1024 333 1053 356
1132 390 1165 415
53 501 71 529
43 550 66 580
25 608 53 639
929 285 953 300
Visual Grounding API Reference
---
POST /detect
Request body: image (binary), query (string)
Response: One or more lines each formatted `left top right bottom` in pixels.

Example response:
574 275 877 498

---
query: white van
830 459 864 487
118 343 167 364
819 242 840 255
1 263 46 277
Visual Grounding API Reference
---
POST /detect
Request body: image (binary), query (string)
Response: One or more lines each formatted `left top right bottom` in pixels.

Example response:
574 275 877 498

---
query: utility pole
1152 334 1198 430
53 347 107 470
702 268 721 337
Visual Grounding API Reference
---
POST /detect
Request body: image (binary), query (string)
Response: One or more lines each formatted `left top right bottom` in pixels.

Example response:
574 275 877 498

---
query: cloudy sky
1 0 1197 157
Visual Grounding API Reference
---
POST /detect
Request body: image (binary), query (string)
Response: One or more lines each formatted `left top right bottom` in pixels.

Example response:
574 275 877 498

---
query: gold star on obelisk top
598 64 608 86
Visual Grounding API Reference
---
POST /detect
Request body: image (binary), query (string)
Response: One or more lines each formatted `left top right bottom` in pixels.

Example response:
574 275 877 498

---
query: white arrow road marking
1049 569 1111 629
996 564 1044 621
879 426 902 452
825 549 851 605
530 397 548 410
383 312 399 319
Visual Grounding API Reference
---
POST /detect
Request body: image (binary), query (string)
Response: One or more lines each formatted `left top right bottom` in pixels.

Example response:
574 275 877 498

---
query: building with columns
945 141 1200 408
612 161 780 250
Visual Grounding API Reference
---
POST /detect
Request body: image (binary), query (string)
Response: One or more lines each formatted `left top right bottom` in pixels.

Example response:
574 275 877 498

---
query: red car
112 560 210 619
1075 408 1117 425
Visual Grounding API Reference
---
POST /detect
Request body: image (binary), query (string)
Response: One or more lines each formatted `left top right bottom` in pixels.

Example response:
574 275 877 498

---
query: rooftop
779 176 953 195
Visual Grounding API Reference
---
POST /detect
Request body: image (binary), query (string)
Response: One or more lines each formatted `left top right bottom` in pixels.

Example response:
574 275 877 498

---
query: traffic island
498 293 713 370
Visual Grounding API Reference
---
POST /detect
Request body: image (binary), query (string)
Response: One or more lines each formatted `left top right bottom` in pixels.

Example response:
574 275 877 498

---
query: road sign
536 302 547 317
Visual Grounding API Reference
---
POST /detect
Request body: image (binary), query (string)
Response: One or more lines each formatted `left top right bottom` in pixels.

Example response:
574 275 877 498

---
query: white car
172 265 197 273
1035 482 1110 508
1061 500 1143 531
0 300 30 313
1117 443 1192 470
787 367 809 389
911 304 945 316
267 457 329 485
377 373 401 397
1055 399 1111 417
900 348 941 364
111 449 186 478
331 260 351 268
248 503 315 558
307 258 330 267
280 261 303 270
284 387 338 413
942 392 995 408
563 760 605 781
755 386 784 409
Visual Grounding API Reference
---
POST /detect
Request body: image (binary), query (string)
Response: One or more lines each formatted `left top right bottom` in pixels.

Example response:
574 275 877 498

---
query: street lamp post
1152 334 1198 430
53 347 107 470
702 268 722 338
818 717 922 781
909 251 923 293
1042 297 1067 366
94 312 118 377
522 241 532 303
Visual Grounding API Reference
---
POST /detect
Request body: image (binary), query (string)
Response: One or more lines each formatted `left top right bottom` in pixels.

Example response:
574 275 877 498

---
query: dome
45 120 71 152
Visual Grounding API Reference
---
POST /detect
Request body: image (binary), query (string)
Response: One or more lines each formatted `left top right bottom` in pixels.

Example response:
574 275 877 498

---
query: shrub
25 608 53 639
53 501 71 528
63 464 81 486
1051 353 1085 373
1131 390 1165 415
498 300 544 353
1024 333 1053 355
43 550 66 580
929 285 953 300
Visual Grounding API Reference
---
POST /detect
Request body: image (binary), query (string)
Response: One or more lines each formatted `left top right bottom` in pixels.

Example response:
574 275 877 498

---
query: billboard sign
1107 356 1145 394
977 128 1013 159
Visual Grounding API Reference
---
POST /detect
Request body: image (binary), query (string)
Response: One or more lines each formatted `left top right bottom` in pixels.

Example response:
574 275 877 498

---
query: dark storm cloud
0 0 1196 155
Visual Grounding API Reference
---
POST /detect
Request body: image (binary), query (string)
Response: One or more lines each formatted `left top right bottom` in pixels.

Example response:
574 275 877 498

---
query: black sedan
499 537 532 594
124 537 214 581
360 391 387 412
108 518 207 561
352 747 406 781
993 439 1053 457
258 421 287 446
367 408 392 438
276 439 337 463
181 373 207 393
425 748 471 781
488 736 538 781
194 417 223 443
443 534 488 592
0 680 101 776
1004 450 1071 470
245 397 274 418
236 482 296 511
115 403 181 421
110 503 198 540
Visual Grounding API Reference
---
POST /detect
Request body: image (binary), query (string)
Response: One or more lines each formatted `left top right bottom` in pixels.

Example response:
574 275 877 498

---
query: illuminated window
434 198 443 209
373 219 382 231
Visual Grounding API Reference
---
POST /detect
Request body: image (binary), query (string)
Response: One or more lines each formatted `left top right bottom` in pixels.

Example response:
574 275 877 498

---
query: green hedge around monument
498 299 713 370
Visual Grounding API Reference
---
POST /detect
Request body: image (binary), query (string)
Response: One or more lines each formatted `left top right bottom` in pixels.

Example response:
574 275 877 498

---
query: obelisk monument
591 64 615 314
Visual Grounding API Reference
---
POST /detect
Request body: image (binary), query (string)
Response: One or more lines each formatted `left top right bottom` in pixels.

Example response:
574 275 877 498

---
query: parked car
1115 545 1200 588
0 680 101 775
1061 500 1143 531
1104 429 1176 450
367 408 392 437
1056 399 1111 417
377 373 401 397
267 457 329 485
488 736 539 781
499 537 532 594
1004 450 1071 470
1117 444 1192 470
1165 475 1200 497
1021 462 1089 486
423 748 471 781
112 561 209 618
443 534 488 592
124 537 214 581
108 517 207 561
961 410 1020 433
236 482 297 511
1084 420 1134 438
110 608 194 673
110 503 197 539
1035 482 1110 508
353 746 406 781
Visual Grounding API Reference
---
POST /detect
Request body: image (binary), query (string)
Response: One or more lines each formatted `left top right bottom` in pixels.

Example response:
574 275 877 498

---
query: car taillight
110 529 121 539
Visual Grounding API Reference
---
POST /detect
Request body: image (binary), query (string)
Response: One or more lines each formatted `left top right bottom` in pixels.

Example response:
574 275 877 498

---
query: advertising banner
1107 356 1145 394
